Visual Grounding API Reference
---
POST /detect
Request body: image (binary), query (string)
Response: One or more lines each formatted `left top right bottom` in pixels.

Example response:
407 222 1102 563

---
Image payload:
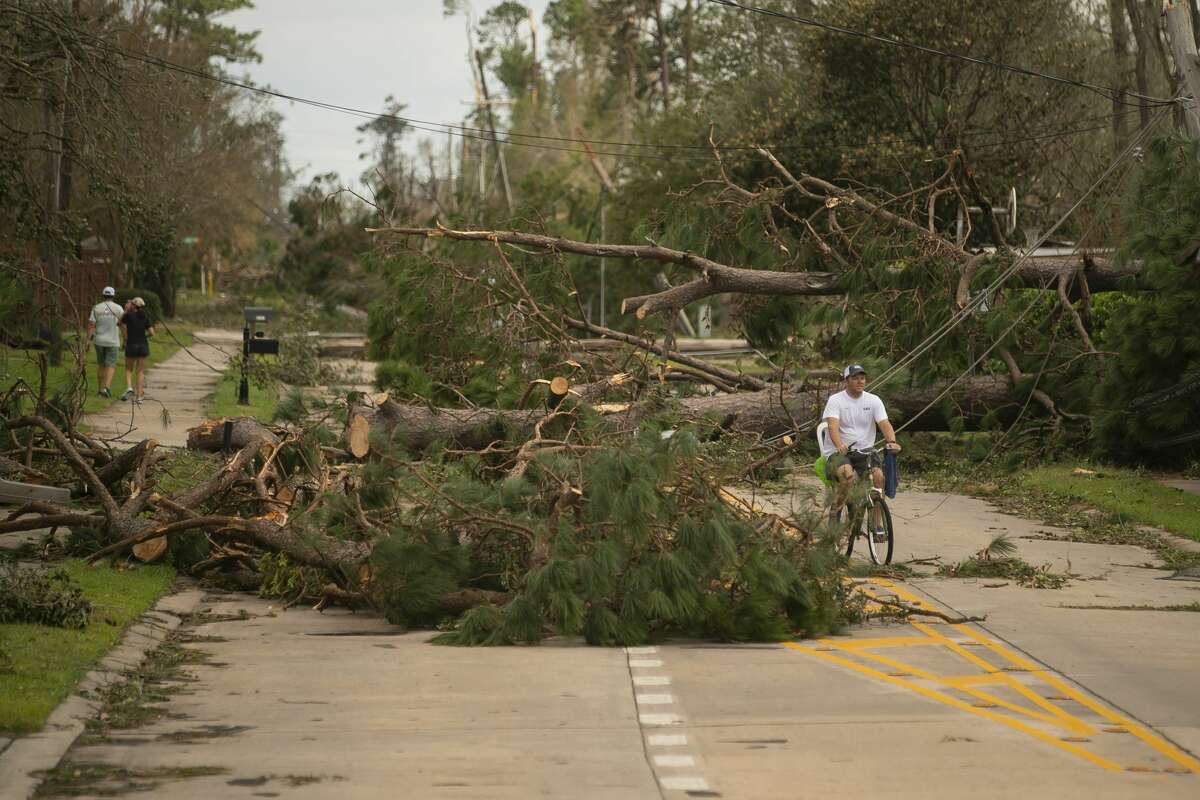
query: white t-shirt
821 389 888 457
89 300 125 348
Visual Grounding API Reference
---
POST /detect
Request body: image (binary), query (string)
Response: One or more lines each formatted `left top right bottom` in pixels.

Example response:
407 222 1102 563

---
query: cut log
132 535 168 562
187 417 280 452
347 399 540 452
348 414 371 458
547 376 570 409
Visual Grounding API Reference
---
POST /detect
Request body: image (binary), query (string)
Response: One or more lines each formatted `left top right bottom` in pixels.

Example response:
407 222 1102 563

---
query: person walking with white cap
86 286 124 398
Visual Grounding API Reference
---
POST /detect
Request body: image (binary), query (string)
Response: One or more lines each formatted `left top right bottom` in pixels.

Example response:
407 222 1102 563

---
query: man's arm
878 419 901 452
826 418 848 454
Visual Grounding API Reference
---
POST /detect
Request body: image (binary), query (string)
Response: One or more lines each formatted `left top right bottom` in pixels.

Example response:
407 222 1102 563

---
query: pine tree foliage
1092 137 1200 464
342 405 853 646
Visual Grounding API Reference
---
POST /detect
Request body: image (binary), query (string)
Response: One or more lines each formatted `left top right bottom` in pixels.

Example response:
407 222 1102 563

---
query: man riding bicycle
821 364 901 529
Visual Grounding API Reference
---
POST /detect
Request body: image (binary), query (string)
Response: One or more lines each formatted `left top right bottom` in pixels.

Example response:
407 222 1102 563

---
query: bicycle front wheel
839 503 861 559
866 497 894 565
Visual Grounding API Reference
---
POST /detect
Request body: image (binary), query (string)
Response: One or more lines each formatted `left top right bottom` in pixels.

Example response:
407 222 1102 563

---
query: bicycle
813 425 897 565
837 456 894 565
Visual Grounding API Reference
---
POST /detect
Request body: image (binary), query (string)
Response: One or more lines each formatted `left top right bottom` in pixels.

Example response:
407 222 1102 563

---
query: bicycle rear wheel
866 496 894 565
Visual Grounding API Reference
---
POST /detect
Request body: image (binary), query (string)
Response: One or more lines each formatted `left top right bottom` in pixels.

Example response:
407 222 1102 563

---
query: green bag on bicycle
813 454 832 487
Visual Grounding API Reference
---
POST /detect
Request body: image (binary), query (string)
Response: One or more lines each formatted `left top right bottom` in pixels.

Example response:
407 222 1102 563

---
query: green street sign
182 235 200 245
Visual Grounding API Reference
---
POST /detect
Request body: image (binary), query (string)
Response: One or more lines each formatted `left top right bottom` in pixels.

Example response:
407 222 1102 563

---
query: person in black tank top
119 298 155 403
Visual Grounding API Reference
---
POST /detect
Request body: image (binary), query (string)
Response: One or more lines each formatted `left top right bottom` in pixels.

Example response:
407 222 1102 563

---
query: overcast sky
225 0 551 194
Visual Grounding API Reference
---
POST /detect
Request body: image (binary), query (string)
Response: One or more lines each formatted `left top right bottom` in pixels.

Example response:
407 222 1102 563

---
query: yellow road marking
911 621 1092 735
956 625 1200 774
787 578 1200 774
784 642 1124 772
820 636 944 649
940 674 1008 686
817 637 1092 733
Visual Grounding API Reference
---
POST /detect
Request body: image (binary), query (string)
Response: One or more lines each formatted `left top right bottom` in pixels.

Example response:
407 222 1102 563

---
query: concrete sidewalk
82 329 239 448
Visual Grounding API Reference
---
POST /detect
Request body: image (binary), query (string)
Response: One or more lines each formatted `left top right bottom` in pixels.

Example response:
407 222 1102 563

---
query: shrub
0 564 92 628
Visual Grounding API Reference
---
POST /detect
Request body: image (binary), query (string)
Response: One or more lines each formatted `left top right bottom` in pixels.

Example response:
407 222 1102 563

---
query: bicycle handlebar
846 445 899 456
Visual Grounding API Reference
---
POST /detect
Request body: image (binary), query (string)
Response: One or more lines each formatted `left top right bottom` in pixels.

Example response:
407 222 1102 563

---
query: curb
0 583 206 800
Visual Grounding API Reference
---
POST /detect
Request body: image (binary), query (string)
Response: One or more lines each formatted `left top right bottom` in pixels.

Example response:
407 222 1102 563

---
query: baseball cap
102 286 115 297
131 297 146 308
843 364 867 378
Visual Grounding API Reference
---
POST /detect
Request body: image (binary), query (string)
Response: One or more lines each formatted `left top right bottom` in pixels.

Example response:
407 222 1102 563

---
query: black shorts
825 449 881 481
125 342 149 359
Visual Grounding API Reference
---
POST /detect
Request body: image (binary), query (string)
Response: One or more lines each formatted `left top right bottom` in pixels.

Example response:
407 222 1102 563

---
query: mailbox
239 308 279 405
248 330 279 355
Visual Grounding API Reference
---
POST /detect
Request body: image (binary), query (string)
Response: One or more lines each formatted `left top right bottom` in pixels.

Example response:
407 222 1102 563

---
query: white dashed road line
648 734 688 747
626 646 715 796
636 693 675 705
629 659 664 668
634 675 672 687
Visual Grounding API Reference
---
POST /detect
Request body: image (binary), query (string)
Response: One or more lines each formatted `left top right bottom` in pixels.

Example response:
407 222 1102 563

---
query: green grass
205 363 279 422
1 326 193 417
1020 465 1200 542
0 561 176 734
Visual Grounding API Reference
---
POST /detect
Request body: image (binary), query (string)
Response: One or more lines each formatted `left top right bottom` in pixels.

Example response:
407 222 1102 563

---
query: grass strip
1020 465 1200 542
205 361 279 422
1 327 194 417
0 560 175 734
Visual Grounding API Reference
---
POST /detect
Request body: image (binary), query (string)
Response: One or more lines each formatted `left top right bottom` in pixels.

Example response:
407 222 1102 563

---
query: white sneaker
120 388 134 401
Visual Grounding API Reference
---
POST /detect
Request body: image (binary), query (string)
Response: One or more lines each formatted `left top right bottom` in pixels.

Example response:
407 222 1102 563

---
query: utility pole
1164 0 1200 139
475 51 514 213
528 7 539 106
42 50 68 366
578 131 614 327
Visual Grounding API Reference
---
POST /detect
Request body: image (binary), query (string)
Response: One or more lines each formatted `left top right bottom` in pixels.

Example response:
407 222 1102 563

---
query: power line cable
706 0 1176 109
763 105 1168 446
44 17 1145 162
859 107 1167 396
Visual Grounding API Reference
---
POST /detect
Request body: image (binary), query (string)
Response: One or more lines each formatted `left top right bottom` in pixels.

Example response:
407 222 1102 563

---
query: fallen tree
373 224 1147 316
365 141 1157 445
1 403 856 645
349 374 1018 454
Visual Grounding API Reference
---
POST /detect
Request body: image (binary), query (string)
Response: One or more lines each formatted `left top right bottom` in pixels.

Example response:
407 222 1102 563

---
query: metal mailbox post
238 307 280 406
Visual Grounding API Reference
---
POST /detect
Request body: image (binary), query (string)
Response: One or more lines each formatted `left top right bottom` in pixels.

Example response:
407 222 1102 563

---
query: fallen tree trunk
372 226 1160 320
354 375 1018 449
677 374 1016 434
84 438 158 495
187 417 280 452
349 401 541 452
